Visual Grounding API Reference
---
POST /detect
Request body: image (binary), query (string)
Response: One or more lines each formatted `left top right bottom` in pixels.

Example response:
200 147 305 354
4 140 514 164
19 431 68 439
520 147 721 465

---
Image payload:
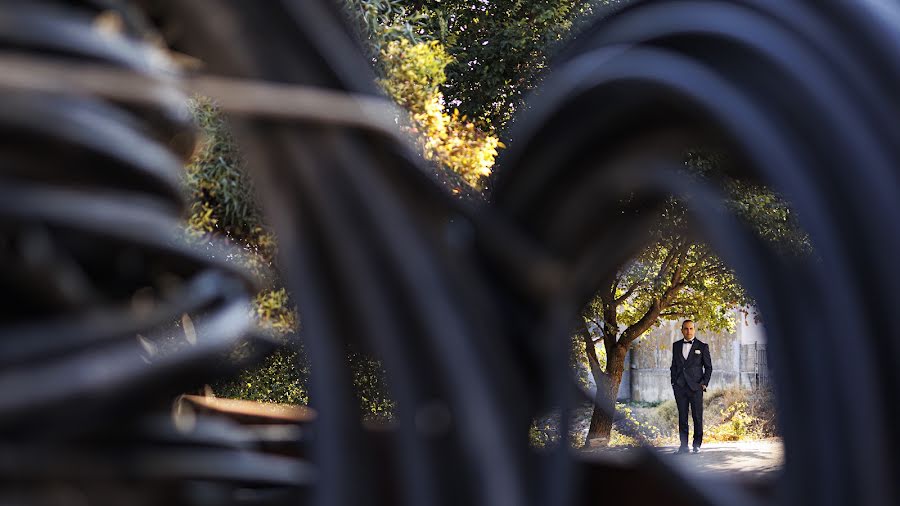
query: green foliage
377 38 503 188
606 387 778 445
571 328 606 391
346 1 630 129
346 1 503 190
343 0 430 57
378 39 453 109
212 286 307 405
184 97 277 282
254 288 298 334
607 430 639 447
343 1 625 191
528 402 666 450
583 151 810 358
706 401 758 442
654 400 679 431
385 0 624 128
528 408 590 450
615 239 745 334
213 345 395 421
184 98 395 417
215 347 310 405
348 351 396 421
703 386 778 440
580 151 805 443
612 402 665 444
184 98 271 252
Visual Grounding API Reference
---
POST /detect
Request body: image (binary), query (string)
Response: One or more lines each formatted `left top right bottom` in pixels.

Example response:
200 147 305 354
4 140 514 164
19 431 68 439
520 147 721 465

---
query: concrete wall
616 309 767 402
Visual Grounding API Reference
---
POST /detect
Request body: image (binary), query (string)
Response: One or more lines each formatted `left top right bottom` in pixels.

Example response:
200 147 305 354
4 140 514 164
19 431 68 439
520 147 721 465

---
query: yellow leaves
706 401 761 442
608 430 639 447
378 39 451 108
186 202 218 235
378 39 503 188
254 288 298 334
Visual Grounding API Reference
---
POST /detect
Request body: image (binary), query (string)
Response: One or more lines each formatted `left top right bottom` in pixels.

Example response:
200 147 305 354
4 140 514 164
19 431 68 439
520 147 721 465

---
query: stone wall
616 309 766 402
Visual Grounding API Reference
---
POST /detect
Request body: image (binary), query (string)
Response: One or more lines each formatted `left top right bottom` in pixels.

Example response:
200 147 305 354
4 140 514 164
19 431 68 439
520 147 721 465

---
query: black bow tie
683 340 693 344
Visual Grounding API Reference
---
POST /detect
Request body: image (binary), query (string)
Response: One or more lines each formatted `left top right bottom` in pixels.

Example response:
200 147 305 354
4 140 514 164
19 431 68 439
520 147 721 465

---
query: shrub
649 399 679 435
528 405 592 450
706 401 761 442
378 38 503 189
612 402 665 444
184 99 395 419
611 386 779 445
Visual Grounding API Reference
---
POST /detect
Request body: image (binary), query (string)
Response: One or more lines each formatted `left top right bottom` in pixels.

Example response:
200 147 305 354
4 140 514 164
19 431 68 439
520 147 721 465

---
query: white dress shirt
682 339 692 360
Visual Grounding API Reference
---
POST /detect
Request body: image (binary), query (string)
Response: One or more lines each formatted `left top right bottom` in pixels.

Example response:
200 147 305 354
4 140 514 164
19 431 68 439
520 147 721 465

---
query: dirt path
655 439 783 478
584 439 784 479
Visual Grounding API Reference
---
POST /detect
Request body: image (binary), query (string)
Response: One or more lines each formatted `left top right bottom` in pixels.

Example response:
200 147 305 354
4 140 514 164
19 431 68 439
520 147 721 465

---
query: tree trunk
586 346 627 447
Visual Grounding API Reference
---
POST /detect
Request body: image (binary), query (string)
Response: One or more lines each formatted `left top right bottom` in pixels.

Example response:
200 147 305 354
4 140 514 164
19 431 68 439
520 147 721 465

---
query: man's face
681 322 695 341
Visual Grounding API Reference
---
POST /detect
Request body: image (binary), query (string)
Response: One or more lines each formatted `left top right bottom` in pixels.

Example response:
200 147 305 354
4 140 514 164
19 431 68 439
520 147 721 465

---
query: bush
377 38 503 189
529 406 591 450
702 385 779 440
706 401 760 442
530 402 668 450
214 347 310 405
747 386 779 436
612 403 665 444
184 99 396 419
607 386 779 446
650 399 679 435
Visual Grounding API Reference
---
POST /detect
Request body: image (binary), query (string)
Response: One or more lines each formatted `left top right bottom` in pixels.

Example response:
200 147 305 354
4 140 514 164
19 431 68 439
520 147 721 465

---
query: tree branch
655 243 680 282
613 278 644 305
578 321 605 381
619 299 663 348
683 249 712 284
597 285 619 353
670 243 693 285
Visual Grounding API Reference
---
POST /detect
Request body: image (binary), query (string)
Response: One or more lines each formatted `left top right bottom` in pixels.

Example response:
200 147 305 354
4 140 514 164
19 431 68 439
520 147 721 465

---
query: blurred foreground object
1 1 899 505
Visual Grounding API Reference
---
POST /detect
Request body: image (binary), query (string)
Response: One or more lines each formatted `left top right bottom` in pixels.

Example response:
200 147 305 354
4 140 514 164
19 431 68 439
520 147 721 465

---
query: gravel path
656 439 783 478
584 439 784 479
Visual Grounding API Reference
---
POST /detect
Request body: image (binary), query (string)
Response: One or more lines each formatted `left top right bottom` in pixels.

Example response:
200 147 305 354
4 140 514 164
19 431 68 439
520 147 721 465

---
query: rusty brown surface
180 395 317 424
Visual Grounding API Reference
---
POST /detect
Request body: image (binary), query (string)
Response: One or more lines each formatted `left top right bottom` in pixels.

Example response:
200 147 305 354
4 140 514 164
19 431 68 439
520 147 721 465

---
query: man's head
681 320 695 341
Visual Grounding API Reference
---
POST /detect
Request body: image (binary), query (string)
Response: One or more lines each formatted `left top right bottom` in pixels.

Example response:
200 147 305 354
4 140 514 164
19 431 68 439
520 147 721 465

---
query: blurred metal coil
0 1 297 504
494 1 900 505
2 1 900 506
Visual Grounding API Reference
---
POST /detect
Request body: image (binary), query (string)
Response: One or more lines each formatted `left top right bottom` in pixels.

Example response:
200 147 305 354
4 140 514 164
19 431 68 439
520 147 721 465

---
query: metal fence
756 347 770 390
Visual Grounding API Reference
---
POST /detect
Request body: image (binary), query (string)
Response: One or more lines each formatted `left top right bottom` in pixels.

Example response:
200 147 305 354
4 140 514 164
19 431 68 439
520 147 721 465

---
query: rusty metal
1 1 899 505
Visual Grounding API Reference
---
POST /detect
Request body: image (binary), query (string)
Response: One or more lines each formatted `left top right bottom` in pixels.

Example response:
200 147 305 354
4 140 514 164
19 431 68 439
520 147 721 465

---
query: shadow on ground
583 439 784 480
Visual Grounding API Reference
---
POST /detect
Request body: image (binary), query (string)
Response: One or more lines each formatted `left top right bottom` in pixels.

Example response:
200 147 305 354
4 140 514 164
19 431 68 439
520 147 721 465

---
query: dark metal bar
2 1 899 505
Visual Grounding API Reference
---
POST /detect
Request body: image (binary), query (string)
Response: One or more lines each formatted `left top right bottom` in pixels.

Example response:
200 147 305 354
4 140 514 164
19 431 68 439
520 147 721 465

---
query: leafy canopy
359 0 623 128
585 152 809 350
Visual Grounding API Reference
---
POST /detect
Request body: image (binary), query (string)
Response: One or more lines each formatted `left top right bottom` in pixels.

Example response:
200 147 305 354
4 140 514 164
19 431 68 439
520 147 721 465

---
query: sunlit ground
584 439 784 479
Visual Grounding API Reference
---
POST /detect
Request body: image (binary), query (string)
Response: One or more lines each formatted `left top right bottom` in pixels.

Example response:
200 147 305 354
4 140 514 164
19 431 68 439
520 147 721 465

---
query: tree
578 152 809 445
380 1 623 129
346 3 807 445
347 1 628 129
345 0 505 193
188 0 555 410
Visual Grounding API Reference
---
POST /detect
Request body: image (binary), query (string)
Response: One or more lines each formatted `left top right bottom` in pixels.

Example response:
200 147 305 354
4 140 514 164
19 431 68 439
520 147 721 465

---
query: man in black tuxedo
670 319 713 454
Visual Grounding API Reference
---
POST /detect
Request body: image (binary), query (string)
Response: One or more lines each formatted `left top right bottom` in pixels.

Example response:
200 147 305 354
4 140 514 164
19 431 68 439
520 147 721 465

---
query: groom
670 319 713 454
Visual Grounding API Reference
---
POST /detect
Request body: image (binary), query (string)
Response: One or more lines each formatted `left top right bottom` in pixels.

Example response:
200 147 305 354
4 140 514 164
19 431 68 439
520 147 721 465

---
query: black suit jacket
670 338 713 392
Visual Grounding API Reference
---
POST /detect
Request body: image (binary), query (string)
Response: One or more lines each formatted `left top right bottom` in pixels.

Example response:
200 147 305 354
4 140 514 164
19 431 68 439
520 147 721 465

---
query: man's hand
701 384 707 392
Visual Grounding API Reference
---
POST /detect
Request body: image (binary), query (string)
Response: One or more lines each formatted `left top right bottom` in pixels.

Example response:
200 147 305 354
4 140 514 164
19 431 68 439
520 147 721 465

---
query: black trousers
673 384 704 448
